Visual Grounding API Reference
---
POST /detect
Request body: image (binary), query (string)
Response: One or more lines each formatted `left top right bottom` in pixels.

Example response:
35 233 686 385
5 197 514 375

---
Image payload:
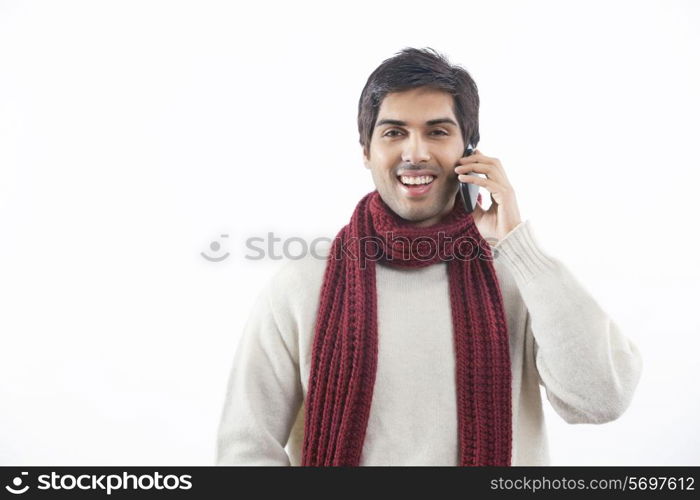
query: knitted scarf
301 189 512 466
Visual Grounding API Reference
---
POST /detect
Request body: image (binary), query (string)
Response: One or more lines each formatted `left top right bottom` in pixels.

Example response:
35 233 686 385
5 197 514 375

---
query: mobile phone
459 145 482 213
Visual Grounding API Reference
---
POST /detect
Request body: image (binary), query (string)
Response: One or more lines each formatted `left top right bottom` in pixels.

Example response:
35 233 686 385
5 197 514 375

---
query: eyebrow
375 117 459 128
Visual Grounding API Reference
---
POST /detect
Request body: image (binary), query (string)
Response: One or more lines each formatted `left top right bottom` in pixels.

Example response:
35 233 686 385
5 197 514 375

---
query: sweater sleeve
216 283 303 465
493 220 643 424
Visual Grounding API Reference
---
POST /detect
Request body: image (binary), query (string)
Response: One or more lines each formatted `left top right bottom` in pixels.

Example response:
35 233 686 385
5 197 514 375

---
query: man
216 47 642 466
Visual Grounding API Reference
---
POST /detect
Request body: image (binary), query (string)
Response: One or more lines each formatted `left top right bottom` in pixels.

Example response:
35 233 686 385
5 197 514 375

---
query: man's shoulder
263 237 332 310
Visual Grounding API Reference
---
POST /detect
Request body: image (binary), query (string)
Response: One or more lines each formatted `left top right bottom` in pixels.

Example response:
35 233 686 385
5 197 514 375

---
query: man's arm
494 220 643 424
216 285 303 465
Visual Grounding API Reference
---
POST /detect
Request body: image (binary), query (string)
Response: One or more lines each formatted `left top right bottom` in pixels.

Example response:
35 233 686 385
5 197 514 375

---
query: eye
383 129 449 137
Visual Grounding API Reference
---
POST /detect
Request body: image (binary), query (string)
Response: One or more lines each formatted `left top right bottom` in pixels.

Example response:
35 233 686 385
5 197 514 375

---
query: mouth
396 173 437 197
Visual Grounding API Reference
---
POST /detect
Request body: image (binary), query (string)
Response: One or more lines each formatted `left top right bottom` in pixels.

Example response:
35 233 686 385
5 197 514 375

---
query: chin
391 201 444 225
379 185 456 224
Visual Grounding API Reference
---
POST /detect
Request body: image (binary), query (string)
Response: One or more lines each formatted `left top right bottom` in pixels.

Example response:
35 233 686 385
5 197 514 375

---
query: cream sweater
216 220 643 465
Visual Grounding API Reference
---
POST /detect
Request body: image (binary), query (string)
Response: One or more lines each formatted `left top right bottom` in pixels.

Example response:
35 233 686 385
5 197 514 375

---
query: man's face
363 87 466 227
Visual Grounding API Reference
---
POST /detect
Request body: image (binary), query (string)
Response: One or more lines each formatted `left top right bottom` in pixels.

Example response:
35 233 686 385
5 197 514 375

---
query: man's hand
454 149 522 243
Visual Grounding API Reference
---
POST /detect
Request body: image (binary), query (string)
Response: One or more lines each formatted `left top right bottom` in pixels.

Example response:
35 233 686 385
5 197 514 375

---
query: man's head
358 47 480 227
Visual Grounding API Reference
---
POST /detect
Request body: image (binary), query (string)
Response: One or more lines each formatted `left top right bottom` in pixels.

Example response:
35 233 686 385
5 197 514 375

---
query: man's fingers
457 174 497 192
454 163 507 186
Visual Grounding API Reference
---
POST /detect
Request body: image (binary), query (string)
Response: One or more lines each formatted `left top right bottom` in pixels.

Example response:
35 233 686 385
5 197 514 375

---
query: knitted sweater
216 220 643 465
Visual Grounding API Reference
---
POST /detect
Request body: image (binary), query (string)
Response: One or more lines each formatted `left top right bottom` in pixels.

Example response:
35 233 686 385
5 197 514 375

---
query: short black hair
357 47 480 159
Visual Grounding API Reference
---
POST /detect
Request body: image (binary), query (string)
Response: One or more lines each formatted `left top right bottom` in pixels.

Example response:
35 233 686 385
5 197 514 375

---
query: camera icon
5 472 29 494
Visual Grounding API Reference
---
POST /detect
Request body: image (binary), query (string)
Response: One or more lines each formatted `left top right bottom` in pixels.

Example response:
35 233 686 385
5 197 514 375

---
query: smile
399 175 435 185
396 174 437 197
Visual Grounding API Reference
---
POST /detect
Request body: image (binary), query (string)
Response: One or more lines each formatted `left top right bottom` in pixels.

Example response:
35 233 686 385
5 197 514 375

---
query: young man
215 47 643 466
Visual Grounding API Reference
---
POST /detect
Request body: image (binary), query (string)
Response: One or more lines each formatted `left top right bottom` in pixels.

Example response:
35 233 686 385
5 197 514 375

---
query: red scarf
301 190 512 466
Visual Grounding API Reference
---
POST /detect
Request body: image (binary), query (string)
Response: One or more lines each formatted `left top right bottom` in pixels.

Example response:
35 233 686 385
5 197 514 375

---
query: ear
362 149 371 169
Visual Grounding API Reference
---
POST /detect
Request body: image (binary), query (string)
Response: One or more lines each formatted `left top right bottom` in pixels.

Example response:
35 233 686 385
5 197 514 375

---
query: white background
1 0 698 465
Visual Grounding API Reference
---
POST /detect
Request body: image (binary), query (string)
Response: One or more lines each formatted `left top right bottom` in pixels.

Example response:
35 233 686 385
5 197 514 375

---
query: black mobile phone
459 145 480 213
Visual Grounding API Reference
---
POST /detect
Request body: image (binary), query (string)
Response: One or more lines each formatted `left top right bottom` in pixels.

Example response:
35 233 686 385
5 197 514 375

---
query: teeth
400 175 435 186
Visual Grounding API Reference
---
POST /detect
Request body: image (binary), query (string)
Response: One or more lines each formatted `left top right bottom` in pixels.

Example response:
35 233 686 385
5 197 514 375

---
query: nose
401 134 431 164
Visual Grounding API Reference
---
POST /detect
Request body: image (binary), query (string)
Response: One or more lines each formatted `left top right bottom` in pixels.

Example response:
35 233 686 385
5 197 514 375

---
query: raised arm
494 220 643 424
